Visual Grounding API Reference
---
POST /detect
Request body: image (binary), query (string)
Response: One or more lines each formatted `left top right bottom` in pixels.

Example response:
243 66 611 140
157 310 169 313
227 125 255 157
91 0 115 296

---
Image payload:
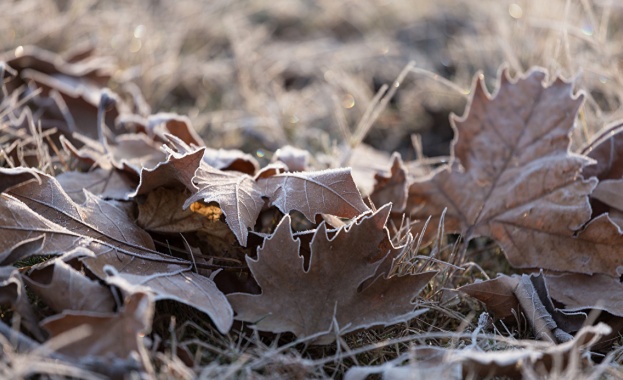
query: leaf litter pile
3 44 623 379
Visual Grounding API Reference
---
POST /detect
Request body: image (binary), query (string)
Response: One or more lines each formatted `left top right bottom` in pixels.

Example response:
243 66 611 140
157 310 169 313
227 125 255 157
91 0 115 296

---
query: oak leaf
227 205 436 344
406 68 606 274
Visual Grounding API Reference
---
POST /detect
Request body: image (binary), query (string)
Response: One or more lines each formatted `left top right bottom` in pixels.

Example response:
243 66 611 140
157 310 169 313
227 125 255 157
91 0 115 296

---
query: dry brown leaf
118 112 204 147
370 152 408 212
185 159 369 246
0 235 45 266
461 273 586 342
203 147 259 175
41 291 153 370
132 147 204 197
0 167 40 193
24 248 115 314
0 266 44 341
271 145 309 172
56 168 136 203
60 133 167 174
578 123 623 227
259 168 369 222
0 168 233 333
405 68 609 274
459 275 520 320
165 134 258 174
581 121 623 180
345 323 611 380
545 272 623 317
347 143 393 196
3 46 119 142
184 161 265 246
228 205 436 344
137 187 205 233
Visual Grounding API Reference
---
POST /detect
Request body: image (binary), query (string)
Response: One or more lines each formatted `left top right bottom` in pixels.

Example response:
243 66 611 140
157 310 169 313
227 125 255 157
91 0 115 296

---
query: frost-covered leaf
370 153 408 212
56 168 136 203
228 205 436 344
345 324 611 380
185 161 369 246
184 162 265 246
119 112 204 147
461 273 585 343
405 68 607 274
137 187 205 233
0 168 233 333
272 145 309 172
0 167 40 193
24 248 115 314
132 147 204 196
545 271 623 317
258 168 370 224
459 275 520 320
41 291 153 368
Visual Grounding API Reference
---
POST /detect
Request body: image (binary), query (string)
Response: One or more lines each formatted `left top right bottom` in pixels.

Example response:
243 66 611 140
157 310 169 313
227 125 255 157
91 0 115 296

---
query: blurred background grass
4 0 622 163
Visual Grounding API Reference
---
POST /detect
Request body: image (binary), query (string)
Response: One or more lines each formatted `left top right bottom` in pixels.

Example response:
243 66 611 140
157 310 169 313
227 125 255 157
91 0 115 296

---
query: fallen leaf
183 161 265 246
370 152 408 212
41 291 153 369
347 143 393 196
545 271 623 317
3 46 118 142
459 275 520 320
228 205 436 344
581 121 623 180
24 248 115 314
60 132 166 175
165 134 258 174
118 112 204 147
461 273 586 342
0 266 44 341
577 123 623 226
137 187 205 233
405 68 607 274
0 167 40 193
1 168 233 333
345 323 611 380
132 147 204 197
272 145 309 172
184 157 369 246
56 168 136 203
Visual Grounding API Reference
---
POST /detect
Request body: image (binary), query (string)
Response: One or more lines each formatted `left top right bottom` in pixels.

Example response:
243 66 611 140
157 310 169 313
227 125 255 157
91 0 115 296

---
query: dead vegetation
2 0 623 379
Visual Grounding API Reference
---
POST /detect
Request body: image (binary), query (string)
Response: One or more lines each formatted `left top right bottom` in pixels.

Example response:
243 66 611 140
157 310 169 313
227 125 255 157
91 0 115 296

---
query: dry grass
3 0 623 378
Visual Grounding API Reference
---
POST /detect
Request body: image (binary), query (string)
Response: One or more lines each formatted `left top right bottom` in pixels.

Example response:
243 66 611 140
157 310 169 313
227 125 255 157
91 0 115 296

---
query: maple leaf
184 160 370 246
56 168 136 203
227 204 436 344
405 68 606 274
370 153 408 212
161 135 370 245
